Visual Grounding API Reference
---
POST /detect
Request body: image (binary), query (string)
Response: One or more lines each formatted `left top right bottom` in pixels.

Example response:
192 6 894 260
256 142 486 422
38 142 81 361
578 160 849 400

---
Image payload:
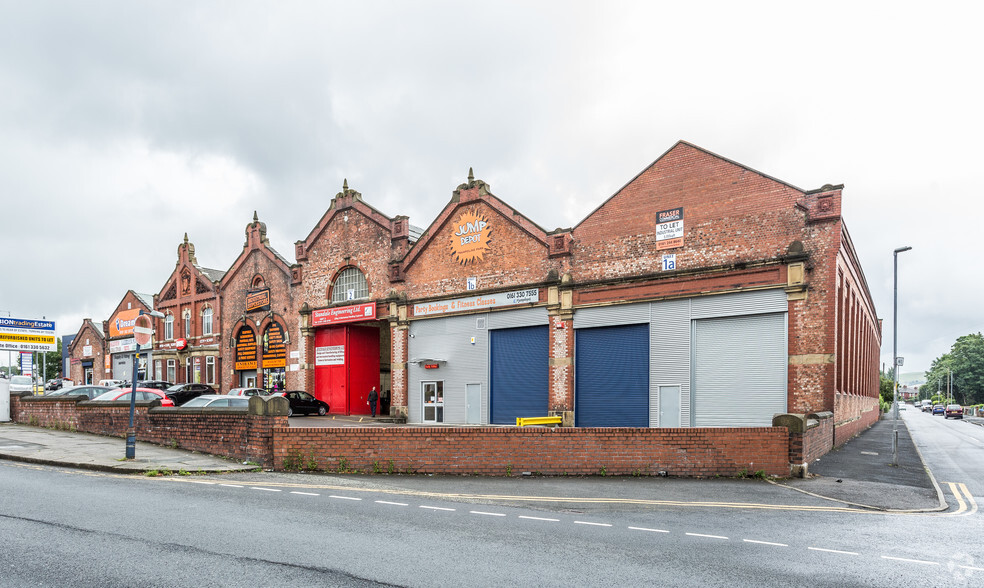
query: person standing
368 386 379 418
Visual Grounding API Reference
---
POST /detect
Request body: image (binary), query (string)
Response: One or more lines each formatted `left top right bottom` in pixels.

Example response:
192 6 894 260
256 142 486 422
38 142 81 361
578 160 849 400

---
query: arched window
202 307 213 335
183 309 192 337
164 313 174 340
330 267 368 303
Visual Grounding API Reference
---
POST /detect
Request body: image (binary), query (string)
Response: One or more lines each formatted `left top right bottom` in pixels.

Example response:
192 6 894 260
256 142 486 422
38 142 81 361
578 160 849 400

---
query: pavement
0 414 946 511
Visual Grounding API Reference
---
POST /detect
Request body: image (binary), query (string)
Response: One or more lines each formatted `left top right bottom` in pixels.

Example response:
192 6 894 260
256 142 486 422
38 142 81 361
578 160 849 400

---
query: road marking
252 487 281 492
186 480 216 485
686 533 728 540
880 556 939 566
574 521 612 527
959 565 984 572
219 484 244 488
470 511 506 517
808 547 858 556
375 500 409 506
519 516 559 522
291 491 320 496
420 505 455 511
743 539 788 547
628 527 669 533
329 495 362 501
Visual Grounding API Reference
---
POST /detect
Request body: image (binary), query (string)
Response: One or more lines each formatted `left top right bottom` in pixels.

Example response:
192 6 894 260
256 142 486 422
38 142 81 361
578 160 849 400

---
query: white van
98 379 126 388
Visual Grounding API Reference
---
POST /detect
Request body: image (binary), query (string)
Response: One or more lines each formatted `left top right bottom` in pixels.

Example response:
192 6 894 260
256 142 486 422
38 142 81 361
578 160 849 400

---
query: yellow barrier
516 416 562 427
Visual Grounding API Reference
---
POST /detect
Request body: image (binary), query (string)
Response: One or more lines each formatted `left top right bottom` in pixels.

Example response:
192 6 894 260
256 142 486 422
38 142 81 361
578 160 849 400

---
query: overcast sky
2 1 981 377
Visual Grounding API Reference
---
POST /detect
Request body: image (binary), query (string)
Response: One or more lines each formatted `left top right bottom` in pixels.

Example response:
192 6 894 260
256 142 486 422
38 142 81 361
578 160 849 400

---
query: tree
922 333 984 405
879 373 894 405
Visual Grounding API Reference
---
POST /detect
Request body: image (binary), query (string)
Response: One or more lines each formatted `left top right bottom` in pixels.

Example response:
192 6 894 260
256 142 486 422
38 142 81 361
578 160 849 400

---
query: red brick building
151 234 224 389
293 141 880 440
67 319 108 385
104 290 155 382
219 213 302 393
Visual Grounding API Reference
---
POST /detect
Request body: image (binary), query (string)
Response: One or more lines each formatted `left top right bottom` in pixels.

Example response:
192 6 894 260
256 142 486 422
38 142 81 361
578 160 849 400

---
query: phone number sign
0 317 56 352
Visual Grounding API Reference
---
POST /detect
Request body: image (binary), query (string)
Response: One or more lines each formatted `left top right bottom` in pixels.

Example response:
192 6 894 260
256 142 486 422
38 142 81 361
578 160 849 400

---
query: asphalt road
902 407 984 501
1 458 981 587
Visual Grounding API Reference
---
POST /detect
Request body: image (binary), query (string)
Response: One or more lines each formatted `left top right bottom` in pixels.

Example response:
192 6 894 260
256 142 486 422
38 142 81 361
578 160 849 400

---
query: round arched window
330 267 368 303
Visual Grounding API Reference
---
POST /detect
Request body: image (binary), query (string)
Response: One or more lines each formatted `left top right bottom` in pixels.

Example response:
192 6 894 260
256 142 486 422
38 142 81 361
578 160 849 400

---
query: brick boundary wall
272 426 791 477
10 394 285 468
833 395 880 448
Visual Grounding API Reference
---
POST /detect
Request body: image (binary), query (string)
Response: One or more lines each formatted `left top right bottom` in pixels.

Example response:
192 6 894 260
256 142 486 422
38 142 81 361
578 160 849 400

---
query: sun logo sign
450 211 492 265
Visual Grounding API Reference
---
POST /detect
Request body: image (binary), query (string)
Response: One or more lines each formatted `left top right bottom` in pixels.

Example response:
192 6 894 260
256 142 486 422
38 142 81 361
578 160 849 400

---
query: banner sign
262 322 287 368
235 327 257 371
1 316 57 352
109 309 140 338
311 302 376 327
246 288 271 313
315 345 345 366
109 338 137 354
450 210 492 265
412 288 539 317
655 207 684 250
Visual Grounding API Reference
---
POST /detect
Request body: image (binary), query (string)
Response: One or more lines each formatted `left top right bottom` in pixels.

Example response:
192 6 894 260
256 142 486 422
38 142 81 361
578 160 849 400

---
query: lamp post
891 245 912 466
126 309 164 459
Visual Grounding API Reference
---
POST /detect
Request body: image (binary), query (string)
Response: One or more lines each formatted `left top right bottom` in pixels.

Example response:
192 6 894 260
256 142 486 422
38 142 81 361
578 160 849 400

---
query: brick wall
273 426 790 477
833 392 879 447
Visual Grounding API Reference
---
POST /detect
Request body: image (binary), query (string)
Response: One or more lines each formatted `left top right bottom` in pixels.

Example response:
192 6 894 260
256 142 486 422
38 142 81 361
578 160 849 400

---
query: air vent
476 317 487 330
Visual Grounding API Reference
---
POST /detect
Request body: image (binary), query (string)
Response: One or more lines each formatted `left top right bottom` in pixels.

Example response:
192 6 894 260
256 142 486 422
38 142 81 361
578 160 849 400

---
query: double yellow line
942 482 978 517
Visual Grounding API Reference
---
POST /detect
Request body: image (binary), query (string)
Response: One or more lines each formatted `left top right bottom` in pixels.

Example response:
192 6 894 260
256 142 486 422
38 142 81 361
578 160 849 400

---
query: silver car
9 375 35 394
180 395 250 408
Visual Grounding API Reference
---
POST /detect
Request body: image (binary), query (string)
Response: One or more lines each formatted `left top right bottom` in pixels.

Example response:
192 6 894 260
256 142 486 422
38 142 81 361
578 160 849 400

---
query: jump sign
133 314 154 347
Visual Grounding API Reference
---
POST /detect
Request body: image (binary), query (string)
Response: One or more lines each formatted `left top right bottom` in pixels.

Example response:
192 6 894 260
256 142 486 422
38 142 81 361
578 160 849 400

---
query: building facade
67 319 108 385
105 290 155 382
152 235 224 388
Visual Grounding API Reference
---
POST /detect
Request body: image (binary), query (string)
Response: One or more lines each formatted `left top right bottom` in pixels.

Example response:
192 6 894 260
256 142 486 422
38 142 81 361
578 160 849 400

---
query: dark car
137 380 173 391
165 383 216 405
281 390 329 417
48 385 113 399
932 404 945 416
944 404 963 419
91 387 175 407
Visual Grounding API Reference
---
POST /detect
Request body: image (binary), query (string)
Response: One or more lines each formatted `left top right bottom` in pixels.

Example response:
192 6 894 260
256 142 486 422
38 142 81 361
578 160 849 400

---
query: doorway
422 381 444 423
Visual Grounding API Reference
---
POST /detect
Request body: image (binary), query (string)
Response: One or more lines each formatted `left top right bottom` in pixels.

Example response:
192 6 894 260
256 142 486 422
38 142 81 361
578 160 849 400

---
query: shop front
311 302 389 415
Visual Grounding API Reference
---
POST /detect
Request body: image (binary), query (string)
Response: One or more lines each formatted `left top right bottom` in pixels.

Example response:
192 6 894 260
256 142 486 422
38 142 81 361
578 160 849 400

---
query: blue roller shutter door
490 325 549 424
575 324 649 427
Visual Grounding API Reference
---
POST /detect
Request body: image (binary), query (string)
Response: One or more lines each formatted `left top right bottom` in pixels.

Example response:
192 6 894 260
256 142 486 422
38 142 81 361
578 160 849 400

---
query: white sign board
413 288 539 317
0 317 57 352
315 345 345 366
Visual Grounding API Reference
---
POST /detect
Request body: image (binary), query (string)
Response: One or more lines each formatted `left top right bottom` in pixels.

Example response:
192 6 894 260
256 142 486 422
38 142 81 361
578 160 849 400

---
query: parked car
45 379 64 391
91 387 175 407
9 375 35 394
921 401 934 412
281 390 329 417
932 404 945 416
944 404 963 419
98 379 126 388
164 383 216 405
227 387 267 397
180 395 250 408
137 380 173 391
47 385 113 399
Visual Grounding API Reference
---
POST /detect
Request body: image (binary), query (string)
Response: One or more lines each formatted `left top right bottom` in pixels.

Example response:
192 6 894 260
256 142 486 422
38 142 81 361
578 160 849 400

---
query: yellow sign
449 211 492 265
0 333 56 344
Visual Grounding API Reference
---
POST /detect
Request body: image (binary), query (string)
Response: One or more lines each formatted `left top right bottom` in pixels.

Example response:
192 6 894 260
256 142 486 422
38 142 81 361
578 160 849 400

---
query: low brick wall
273 426 791 477
10 393 285 468
801 413 834 465
833 393 879 447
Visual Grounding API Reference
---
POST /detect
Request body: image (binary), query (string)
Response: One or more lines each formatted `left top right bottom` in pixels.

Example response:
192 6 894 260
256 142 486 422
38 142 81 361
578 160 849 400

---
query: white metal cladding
408 314 489 424
690 289 787 319
572 302 649 329
691 312 788 427
487 307 548 329
649 299 691 427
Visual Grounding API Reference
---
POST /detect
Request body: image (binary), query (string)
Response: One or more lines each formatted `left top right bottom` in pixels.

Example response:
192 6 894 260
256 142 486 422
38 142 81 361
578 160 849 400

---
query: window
186 357 192 383
164 314 174 340
166 360 176 383
331 267 368 303
202 307 213 335
183 310 192 338
422 381 444 423
155 360 162 381
205 356 215 385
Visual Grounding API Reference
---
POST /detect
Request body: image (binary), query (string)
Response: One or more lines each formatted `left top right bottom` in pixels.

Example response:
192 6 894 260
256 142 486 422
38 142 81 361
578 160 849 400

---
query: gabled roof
401 171 550 272
134 292 155 310
198 267 227 283
298 180 403 251
219 212 295 288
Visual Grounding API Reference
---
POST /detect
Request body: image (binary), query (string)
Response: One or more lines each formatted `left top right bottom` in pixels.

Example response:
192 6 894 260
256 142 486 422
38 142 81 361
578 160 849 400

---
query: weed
197 469 206 475
372 460 382 474
145 470 159 477
28 416 39 427
159 468 173 476
282 450 303 472
305 451 319 471
737 467 749 479
753 470 767 479
178 469 190 476
599 466 607 477
167 439 178 450
337 457 350 473
387 459 395 474
505 463 513 477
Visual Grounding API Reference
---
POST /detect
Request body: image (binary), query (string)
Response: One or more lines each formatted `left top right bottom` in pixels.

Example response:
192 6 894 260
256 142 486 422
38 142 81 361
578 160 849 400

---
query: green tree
950 333 984 405
879 373 894 404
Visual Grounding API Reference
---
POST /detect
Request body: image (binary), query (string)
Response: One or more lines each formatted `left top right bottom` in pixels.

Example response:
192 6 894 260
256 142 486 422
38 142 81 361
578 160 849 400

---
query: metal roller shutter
575 324 650 427
692 312 787 427
490 326 548 424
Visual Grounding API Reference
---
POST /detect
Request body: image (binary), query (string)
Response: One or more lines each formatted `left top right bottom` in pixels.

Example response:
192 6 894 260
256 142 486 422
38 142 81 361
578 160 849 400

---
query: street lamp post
892 245 912 466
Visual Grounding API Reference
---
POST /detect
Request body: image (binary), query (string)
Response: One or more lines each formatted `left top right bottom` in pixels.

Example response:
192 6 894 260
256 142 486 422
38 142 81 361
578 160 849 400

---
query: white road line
252 487 281 492
809 547 858 556
290 491 320 496
743 539 788 547
880 556 939 566
375 500 409 506
329 495 362 501
470 511 506 517
686 533 728 540
959 565 984 572
186 480 216 485
628 527 669 533
519 516 559 522
574 521 612 527
219 484 244 488
420 505 455 511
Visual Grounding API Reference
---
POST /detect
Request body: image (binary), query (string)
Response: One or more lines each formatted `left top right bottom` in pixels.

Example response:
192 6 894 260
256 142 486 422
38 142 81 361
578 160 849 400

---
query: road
902 406 984 506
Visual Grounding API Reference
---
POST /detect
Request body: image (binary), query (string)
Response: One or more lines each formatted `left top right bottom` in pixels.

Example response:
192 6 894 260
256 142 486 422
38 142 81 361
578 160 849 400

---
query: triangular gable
220 212 297 288
156 234 220 302
401 173 552 273
67 319 103 353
